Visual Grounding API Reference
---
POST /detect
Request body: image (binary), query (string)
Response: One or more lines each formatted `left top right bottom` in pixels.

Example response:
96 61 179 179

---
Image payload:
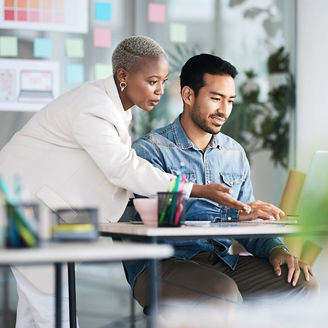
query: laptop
241 151 328 227
18 70 54 103
297 150 328 227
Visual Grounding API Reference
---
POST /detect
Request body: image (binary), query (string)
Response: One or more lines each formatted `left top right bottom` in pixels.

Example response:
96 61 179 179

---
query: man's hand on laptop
192 183 251 213
238 200 285 221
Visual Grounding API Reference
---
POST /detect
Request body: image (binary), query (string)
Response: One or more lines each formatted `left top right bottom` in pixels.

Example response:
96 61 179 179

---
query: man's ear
181 86 195 106
116 68 128 83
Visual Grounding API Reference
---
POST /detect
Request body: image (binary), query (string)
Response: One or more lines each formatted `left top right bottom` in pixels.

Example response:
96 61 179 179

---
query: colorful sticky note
17 0 27 9
4 10 15 21
66 64 84 84
95 63 112 80
170 23 187 43
148 3 166 23
33 38 52 58
95 2 112 21
0 36 18 57
93 28 111 48
65 38 84 58
5 0 15 6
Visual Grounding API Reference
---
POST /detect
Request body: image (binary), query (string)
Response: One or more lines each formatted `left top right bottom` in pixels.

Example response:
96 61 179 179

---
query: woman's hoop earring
120 81 127 92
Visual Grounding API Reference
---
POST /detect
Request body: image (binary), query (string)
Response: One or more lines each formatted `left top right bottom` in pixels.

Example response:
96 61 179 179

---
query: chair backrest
118 199 136 222
279 170 306 258
279 169 306 217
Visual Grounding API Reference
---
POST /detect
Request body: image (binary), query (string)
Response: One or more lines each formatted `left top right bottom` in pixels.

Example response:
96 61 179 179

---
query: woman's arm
191 184 250 212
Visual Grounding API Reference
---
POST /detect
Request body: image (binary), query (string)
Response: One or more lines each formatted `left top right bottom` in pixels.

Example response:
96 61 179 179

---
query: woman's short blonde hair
112 35 165 74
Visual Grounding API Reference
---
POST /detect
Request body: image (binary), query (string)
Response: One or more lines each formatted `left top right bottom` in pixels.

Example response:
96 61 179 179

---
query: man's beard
190 105 224 135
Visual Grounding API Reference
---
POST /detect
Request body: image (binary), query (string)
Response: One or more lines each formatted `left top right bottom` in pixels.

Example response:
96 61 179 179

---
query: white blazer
0 76 175 293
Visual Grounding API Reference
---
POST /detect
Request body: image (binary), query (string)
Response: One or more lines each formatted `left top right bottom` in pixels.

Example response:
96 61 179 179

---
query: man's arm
234 151 314 285
235 153 286 254
269 246 314 286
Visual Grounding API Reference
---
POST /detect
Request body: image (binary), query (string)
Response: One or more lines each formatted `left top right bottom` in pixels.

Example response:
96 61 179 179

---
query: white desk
99 221 305 327
99 221 328 328
99 221 302 239
0 239 173 328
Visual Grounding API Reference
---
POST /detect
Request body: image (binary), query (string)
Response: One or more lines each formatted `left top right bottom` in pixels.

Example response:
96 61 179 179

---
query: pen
0 177 38 247
159 162 185 225
169 163 185 224
174 173 186 225
159 178 176 224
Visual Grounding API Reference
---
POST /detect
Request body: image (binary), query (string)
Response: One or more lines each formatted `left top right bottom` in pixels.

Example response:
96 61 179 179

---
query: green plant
222 46 295 168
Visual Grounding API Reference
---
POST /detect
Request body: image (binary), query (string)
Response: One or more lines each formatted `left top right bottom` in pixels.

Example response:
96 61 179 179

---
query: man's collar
172 115 222 150
208 134 222 149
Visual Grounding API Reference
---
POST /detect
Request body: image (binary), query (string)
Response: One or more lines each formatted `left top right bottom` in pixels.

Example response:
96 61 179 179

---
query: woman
0 36 248 327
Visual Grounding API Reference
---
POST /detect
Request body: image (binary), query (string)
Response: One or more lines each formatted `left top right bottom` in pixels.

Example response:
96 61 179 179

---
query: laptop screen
20 70 52 92
297 151 328 227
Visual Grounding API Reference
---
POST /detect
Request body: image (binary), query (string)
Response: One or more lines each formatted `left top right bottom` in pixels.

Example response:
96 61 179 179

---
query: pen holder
51 207 98 241
157 192 186 227
6 203 39 248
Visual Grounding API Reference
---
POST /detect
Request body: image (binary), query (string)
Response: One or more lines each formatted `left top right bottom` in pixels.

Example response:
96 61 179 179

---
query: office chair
280 169 322 265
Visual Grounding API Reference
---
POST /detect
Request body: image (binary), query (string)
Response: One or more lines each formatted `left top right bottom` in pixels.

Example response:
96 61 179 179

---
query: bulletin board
0 0 190 112
0 0 88 33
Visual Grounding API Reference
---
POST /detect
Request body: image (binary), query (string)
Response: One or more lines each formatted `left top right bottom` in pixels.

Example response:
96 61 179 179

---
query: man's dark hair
180 54 238 96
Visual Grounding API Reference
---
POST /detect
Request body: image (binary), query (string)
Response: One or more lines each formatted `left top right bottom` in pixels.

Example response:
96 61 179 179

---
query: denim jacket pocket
168 166 197 183
220 172 244 187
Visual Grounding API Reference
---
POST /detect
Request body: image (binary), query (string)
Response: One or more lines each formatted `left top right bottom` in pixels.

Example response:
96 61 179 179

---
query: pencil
174 174 186 225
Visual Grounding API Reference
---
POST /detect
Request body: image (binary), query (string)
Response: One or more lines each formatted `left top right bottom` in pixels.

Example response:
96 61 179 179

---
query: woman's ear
181 86 194 106
116 68 128 83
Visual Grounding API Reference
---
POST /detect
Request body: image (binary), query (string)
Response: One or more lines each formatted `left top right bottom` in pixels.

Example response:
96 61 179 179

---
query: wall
0 0 296 206
296 0 328 173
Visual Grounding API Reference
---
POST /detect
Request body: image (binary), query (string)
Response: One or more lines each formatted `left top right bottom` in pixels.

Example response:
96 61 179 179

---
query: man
124 54 317 308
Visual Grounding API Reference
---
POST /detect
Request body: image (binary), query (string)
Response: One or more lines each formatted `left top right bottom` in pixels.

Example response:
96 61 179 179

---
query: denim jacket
124 116 285 288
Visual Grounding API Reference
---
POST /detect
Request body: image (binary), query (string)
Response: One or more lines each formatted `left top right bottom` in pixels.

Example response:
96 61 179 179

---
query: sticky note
66 64 84 84
66 38 84 58
170 23 187 43
95 2 112 21
93 28 111 48
34 38 52 58
95 63 112 80
0 36 18 57
148 3 165 23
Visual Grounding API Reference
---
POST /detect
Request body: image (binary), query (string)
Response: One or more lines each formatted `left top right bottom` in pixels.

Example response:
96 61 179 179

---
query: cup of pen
157 191 186 227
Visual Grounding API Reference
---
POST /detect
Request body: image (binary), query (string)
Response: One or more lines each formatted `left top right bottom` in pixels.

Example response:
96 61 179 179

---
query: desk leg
55 263 62 328
2 267 10 328
68 262 77 328
147 237 159 328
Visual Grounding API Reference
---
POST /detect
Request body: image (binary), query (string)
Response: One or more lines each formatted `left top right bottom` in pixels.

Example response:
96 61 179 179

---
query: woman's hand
191 183 251 212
